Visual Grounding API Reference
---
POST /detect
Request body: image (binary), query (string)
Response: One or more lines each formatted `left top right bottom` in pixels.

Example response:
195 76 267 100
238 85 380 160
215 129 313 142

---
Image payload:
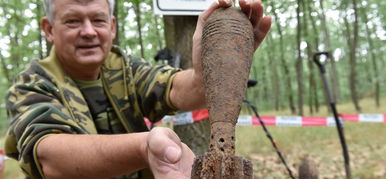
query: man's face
45 0 116 71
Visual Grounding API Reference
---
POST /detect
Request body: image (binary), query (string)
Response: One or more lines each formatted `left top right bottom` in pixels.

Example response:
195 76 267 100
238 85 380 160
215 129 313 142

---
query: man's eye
66 20 80 24
94 19 107 24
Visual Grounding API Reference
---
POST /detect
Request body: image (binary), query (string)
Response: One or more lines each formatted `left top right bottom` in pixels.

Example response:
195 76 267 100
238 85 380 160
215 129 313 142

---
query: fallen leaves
247 143 386 178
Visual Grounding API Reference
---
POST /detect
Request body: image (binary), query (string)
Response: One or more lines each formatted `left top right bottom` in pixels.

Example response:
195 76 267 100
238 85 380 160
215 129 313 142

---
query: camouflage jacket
4 46 180 178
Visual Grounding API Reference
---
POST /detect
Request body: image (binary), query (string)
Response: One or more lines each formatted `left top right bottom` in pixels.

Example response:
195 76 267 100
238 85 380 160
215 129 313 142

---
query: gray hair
44 0 115 22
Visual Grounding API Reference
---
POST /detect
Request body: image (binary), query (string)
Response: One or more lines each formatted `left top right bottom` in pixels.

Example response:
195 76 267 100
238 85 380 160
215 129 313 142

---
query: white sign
359 114 384 122
153 0 216 15
236 116 253 126
327 117 344 127
276 116 303 127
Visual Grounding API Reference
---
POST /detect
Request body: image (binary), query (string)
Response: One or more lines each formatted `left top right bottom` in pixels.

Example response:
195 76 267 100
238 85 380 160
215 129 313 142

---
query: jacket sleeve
129 56 181 122
4 68 90 179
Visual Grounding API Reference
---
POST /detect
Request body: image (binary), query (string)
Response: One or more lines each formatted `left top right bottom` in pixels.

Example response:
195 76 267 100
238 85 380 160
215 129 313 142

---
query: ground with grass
237 97 386 178
1 97 385 178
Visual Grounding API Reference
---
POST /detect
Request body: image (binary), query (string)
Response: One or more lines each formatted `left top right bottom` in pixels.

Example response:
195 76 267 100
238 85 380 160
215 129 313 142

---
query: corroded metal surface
192 153 253 179
192 7 254 179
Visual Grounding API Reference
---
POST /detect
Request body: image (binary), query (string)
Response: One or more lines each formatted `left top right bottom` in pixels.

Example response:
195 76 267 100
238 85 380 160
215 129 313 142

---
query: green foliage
246 0 385 112
0 1 384 177
0 0 385 128
237 97 386 178
0 80 8 136
116 0 165 61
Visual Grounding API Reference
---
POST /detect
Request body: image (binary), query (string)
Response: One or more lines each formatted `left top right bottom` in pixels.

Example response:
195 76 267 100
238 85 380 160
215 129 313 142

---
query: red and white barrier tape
145 109 386 127
340 114 386 122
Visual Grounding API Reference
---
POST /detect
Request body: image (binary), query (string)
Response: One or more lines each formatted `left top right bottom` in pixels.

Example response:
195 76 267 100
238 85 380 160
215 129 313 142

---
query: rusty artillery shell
192 153 253 179
191 7 254 179
202 7 254 154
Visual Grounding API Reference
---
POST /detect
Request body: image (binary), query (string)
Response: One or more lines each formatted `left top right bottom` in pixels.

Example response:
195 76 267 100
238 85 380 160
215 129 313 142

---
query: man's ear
41 17 54 43
111 16 117 40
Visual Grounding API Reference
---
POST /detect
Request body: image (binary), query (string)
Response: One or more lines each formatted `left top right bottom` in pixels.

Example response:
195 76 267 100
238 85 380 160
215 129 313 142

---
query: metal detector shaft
313 52 352 179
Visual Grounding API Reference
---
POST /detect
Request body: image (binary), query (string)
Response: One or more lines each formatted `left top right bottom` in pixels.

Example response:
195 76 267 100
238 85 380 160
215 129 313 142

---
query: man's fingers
147 127 182 164
250 0 264 26
217 0 233 7
238 0 272 49
164 146 181 163
254 16 272 48
194 1 220 41
198 0 233 25
239 0 264 26
239 0 250 18
198 2 220 24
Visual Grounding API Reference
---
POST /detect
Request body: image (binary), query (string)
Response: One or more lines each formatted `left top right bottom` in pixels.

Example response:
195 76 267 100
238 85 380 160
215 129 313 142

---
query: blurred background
0 0 385 178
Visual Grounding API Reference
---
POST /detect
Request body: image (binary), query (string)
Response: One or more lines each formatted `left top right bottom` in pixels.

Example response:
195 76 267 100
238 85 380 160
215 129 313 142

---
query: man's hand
192 0 272 84
146 127 195 179
169 0 271 111
238 0 272 49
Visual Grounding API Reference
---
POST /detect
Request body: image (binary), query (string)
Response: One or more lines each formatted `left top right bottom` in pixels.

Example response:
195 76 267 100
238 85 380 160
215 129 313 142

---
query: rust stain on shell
192 152 253 179
202 7 254 154
192 7 254 179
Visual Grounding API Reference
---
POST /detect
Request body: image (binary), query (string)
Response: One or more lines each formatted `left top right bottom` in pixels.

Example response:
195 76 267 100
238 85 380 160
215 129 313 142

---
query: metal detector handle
313 51 352 179
313 52 335 104
312 52 329 73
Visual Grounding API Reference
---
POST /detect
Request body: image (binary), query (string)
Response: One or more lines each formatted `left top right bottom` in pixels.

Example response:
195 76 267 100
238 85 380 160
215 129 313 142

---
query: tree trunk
347 0 361 112
36 0 44 59
134 0 145 58
302 0 314 114
361 7 380 107
320 0 341 101
6 3 21 70
118 1 127 50
306 0 321 113
270 0 296 114
0 51 11 84
164 16 210 155
113 0 120 46
259 61 269 102
154 15 164 51
150 0 164 51
266 34 280 111
296 0 304 116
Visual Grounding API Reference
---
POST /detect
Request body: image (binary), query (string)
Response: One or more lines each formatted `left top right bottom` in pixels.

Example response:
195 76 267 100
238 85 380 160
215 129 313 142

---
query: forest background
0 0 385 178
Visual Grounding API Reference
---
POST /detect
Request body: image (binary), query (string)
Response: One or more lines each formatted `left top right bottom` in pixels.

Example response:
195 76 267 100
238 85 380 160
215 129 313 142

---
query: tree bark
164 16 210 155
296 0 304 116
266 34 280 111
262 64 269 101
36 0 44 59
150 0 164 51
270 1 296 114
347 0 361 112
154 15 164 51
361 7 380 107
134 0 145 58
306 0 322 113
113 0 120 46
302 0 315 114
320 0 341 101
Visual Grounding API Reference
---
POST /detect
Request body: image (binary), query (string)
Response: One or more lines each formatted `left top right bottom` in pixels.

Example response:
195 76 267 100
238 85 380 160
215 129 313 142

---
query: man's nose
80 20 97 38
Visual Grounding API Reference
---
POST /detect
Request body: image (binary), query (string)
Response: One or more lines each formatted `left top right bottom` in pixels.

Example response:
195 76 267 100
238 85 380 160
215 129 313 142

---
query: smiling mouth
78 45 99 49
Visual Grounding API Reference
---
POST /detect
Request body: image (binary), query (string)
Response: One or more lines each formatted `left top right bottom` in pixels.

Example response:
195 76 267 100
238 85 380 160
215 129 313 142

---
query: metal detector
313 51 352 179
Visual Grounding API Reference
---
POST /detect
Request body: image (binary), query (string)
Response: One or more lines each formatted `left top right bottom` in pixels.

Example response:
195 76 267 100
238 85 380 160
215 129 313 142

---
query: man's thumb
164 146 181 163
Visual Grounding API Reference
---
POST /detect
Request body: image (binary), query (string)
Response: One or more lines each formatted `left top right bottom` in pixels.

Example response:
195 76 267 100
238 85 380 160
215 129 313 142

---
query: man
4 0 271 178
